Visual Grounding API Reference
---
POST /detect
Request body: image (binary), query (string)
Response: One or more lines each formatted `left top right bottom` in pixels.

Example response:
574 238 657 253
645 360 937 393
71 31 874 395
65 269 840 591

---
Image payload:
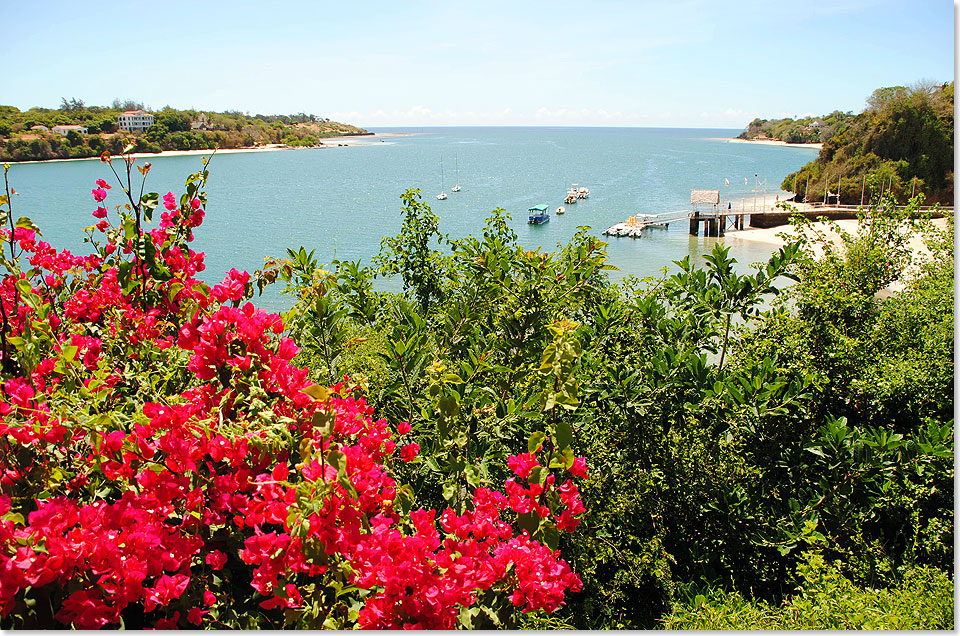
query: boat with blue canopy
527 204 550 224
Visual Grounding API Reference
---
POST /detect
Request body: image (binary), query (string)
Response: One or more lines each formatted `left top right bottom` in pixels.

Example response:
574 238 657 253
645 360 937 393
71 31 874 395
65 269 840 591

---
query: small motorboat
556 206 565 215
436 191 448 200
528 204 550 224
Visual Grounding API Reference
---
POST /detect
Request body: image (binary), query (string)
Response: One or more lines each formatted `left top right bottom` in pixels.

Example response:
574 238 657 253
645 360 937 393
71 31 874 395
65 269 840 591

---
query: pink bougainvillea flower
205 550 228 570
400 442 420 462
568 456 588 479
507 452 539 479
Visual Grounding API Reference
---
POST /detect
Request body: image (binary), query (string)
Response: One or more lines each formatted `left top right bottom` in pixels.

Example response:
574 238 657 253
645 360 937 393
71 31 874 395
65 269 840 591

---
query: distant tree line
0 98 368 162
739 110 855 144
780 82 953 206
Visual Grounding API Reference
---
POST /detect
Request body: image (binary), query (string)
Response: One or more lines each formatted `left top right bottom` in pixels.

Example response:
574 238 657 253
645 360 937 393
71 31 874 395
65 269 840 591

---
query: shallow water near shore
5 127 818 312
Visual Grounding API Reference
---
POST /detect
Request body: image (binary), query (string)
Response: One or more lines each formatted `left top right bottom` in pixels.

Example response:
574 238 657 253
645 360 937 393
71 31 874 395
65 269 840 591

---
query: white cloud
698 107 758 127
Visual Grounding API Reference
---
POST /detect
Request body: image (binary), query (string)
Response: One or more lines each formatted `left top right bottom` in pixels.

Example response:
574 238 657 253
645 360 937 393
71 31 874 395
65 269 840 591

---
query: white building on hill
52 124 88 136
117 110 154 132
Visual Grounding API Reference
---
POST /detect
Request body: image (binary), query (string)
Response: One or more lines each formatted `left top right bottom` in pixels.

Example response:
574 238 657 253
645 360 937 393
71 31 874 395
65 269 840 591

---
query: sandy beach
718 137 823 150
724 216 948 249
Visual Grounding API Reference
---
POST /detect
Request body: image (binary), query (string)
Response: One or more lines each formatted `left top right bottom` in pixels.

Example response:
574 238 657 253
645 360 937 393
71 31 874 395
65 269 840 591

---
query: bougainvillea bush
0 154 585 629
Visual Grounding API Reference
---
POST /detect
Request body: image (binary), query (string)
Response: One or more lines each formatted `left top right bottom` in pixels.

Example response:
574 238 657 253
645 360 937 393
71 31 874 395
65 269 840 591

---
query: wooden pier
688 210 747 236
603 187 953 240
603 203 752 239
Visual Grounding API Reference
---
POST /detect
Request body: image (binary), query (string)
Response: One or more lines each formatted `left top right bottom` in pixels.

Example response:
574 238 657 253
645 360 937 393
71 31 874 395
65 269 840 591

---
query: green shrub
663 550 954 630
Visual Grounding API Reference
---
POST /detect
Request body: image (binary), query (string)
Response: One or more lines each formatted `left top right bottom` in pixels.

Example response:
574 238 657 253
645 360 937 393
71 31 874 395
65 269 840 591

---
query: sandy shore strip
711 137 823 150
723 216 949 293
4 133 408 165
724 216 948 249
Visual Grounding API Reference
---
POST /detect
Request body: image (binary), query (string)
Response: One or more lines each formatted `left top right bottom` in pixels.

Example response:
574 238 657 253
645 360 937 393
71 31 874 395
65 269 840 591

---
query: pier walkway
602 202 951 239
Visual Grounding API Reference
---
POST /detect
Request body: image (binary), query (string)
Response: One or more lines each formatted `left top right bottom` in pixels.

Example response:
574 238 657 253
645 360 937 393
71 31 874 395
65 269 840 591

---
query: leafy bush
662 548 954 630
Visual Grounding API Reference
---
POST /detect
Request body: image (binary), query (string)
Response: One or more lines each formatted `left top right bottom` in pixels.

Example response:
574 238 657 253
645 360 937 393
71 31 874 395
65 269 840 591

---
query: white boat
635 213 666 228
436 157 447 200
451 156 461 192
556 206 565 215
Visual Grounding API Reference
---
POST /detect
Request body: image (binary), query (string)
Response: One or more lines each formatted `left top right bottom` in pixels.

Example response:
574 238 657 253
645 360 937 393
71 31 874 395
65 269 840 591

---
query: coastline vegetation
0 98 369 162
739 110 853 145
756 82 953 206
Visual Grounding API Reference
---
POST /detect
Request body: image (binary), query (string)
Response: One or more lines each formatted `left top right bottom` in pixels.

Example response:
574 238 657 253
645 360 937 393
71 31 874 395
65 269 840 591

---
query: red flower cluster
0 168 587 629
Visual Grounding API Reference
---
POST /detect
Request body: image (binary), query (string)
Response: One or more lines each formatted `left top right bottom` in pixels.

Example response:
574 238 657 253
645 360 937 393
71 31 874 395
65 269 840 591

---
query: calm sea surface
6 127 818 312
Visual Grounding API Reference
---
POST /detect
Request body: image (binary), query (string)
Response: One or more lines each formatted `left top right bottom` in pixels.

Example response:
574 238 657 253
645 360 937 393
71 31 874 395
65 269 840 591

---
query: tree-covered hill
0 98 369 162
780 82 953 205
739 110 854 144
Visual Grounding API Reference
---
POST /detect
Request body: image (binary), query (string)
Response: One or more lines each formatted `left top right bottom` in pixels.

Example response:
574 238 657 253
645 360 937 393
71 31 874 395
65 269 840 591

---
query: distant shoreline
3 132 410 166
715 137 823 150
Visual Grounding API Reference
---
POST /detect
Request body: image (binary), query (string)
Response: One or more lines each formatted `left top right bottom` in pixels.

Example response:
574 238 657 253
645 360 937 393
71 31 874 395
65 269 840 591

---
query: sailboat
451 155 461 193
436 157 447 200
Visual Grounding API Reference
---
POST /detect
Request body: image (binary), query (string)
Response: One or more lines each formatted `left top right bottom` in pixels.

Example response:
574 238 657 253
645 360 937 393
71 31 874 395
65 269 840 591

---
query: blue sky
6 0 955 129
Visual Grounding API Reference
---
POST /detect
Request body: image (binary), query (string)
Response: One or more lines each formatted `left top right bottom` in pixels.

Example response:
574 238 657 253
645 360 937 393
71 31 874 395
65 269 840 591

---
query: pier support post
719 215 726 236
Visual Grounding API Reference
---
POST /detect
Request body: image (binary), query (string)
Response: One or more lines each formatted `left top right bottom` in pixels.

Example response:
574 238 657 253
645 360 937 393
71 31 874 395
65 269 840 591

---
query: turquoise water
5 127 818 312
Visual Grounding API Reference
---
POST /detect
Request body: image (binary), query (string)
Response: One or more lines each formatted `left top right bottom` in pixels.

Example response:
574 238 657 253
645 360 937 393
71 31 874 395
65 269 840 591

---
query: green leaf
326 450 346 475
311 411 336 438
302 385 330 401
442 480 457 504
438 393 459 418
14 217 41 235
517 511 540 536
539 524 560 551
141 192 159 223
554 420 573 450
528 431 546 453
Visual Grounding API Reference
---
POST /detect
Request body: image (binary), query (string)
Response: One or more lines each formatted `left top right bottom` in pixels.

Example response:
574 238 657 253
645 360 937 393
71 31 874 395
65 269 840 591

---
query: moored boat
451 156 461 192
528 204 550 224
437 157 447 200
